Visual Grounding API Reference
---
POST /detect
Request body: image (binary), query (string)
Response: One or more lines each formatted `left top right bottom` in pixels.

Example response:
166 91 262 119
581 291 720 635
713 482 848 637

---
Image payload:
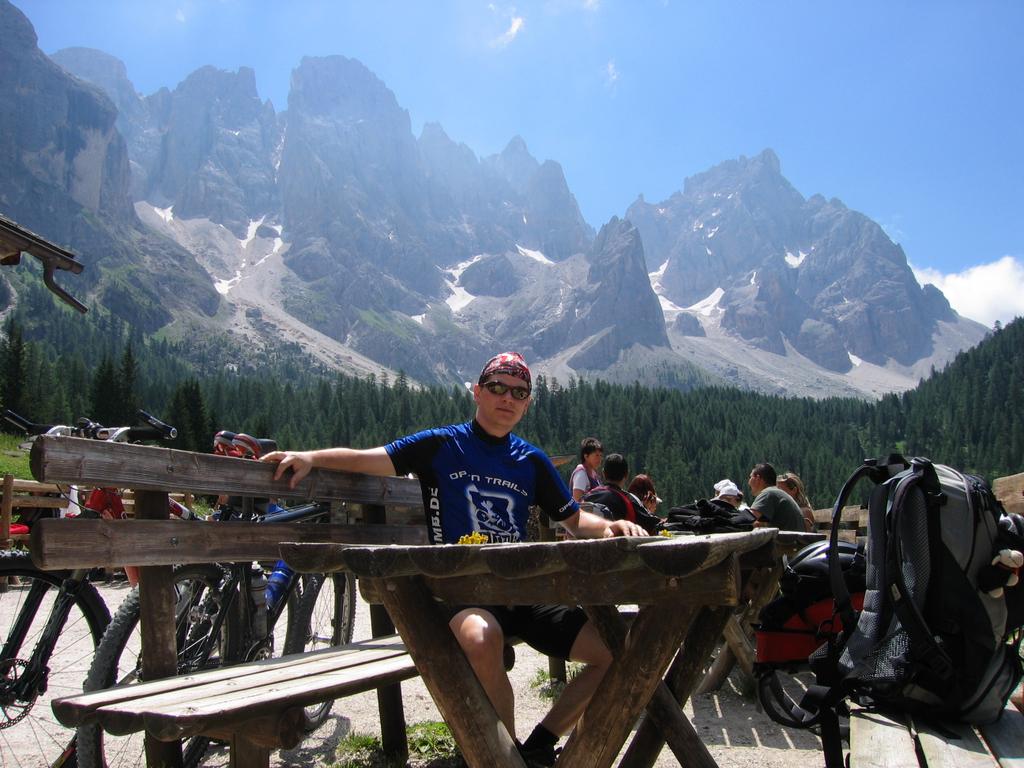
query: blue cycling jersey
385 420 579 544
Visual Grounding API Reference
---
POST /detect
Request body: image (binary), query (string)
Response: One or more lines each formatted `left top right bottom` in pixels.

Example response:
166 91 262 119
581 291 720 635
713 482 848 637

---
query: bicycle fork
2 571 89 711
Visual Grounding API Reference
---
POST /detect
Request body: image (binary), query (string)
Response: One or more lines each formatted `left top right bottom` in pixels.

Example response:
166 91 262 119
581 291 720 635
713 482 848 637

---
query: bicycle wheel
283 572 357 729
1 550 110 768
77 563 237 768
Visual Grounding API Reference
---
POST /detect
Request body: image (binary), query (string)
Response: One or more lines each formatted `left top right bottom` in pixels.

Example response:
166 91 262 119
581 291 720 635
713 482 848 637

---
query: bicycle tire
283 572 357 730
1 550 110 768
76 563 236 768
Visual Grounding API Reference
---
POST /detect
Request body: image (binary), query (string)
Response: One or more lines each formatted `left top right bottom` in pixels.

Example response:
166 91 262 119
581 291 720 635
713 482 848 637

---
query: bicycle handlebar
137 410 177 439
2 409 51 435
2 408 178 442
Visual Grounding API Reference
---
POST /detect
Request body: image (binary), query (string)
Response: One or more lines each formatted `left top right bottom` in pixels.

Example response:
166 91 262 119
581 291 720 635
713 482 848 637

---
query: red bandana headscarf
478 351 532 391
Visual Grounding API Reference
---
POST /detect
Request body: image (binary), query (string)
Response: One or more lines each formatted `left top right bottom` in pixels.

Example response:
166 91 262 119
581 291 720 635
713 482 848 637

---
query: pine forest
2 274 1021 512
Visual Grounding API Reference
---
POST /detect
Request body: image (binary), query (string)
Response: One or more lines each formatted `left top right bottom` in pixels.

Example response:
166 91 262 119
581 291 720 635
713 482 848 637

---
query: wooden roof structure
0 212 86 312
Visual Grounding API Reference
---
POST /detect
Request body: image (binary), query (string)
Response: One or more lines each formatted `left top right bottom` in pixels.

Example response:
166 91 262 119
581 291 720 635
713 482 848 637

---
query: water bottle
249 567 268 639
265 560 293 610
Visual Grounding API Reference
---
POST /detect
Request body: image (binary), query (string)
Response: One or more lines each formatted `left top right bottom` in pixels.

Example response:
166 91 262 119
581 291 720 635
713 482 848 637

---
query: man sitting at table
747 462 806 532
263 351 647 767
583 453 662 534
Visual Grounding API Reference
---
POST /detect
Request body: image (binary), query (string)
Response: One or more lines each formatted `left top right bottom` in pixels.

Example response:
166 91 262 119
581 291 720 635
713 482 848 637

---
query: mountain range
0 0 987 398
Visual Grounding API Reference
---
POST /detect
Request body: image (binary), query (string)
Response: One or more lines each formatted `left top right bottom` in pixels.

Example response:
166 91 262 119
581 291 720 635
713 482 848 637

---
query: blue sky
16 0 1024 325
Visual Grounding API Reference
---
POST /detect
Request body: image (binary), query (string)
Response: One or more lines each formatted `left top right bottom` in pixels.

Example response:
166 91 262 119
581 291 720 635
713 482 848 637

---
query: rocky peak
1 0 36 48
522 160 593 260
563 217 669 369
50 47 167 201
51 47 143 123
150 65 280 234
0 1 218 328
288 55 409 129
486 135 540 193
0 0 134 224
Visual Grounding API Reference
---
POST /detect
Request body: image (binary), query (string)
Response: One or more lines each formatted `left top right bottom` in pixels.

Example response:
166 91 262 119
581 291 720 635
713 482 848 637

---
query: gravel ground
228 594 828 768
2 577 829 768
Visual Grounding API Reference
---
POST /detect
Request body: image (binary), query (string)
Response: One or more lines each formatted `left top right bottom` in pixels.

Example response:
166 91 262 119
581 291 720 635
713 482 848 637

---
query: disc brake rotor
0 658 33 728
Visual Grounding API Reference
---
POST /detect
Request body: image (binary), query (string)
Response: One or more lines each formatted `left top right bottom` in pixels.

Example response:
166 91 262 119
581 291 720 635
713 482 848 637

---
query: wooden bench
32 516 427 768
53 634 419 767
849 702 1024 768
29 435 430 767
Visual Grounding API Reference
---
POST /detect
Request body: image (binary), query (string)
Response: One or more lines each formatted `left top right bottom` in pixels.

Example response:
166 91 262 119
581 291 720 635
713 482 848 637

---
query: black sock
523 723 558 751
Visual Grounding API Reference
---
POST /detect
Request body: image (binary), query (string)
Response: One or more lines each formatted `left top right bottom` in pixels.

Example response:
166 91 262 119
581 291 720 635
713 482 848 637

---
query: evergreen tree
89 355 120 427
1 318 27 416
117 343 140 422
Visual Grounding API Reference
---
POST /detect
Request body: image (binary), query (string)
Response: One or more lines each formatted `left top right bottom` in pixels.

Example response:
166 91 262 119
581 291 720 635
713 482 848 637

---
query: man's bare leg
539 620 611 736
450 608 516 735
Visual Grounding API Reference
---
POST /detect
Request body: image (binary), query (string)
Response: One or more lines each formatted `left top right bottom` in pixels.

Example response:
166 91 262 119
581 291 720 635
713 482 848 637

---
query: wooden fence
0 474 66 548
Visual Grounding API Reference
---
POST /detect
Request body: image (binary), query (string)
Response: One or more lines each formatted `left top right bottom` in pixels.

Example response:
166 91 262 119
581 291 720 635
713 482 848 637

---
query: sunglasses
482 380 531 401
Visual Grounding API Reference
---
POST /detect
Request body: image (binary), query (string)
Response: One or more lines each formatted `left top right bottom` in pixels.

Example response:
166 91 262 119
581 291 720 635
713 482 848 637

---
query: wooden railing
812 470 1023 545
28 435 427 766
1 474 66 548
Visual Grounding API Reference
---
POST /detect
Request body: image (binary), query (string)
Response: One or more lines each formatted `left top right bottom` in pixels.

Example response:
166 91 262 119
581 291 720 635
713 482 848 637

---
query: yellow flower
457 531 489 545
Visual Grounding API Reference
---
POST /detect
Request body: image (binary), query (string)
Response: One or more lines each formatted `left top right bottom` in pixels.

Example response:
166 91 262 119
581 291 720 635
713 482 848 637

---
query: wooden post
135 489 183 768
364 503 409 765
620 606 734 768
537 510 567 683
1 473 13 549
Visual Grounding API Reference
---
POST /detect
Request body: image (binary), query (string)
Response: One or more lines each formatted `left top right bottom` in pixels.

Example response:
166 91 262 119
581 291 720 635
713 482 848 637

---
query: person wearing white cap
713 479 744 508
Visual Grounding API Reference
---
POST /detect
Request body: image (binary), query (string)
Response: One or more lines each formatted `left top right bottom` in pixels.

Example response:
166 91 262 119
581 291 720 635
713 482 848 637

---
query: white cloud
605 59 620 87
582 0 601 9
912 256 1024 328
492 15 524 47
175 8 186 23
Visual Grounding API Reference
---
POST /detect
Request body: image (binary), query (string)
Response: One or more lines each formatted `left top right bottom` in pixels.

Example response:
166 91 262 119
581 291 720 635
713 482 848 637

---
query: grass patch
0 433 32 479
332 722 463 768
530 662 585 700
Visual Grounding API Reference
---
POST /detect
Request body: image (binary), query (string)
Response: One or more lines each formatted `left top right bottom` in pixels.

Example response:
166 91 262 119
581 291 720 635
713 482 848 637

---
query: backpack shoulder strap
884 458 955 683
828 456 907 630
610 487 637 523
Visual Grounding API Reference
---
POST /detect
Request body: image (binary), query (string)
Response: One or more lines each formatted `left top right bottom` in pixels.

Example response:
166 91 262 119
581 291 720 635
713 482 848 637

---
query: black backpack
803 455 1024 768
754 540 866 727
661 498 755 534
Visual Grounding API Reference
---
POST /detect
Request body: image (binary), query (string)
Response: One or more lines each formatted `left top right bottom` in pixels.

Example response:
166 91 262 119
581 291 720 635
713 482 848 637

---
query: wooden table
698 530 825 694
282 529 779 768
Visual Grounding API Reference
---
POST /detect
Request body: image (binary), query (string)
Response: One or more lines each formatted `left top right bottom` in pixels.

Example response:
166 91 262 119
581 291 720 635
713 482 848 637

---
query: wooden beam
357 555 740 607
620 605 734 767
30 518 427 570
375 576 527 768
849 708 916 768
1 474 12 546
135 490 184 768
993 472 1024 516
30 436 423 506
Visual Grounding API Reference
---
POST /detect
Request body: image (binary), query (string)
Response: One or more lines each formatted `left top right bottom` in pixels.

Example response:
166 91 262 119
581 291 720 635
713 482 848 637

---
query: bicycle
0 409 179 768
77 431 358 768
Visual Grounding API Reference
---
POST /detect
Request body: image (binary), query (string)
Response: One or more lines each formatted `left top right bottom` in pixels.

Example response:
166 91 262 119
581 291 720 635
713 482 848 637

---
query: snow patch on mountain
688 288 725 317
444 255 483 313
240 216 265 249
516 244 554 265
785 250 807 268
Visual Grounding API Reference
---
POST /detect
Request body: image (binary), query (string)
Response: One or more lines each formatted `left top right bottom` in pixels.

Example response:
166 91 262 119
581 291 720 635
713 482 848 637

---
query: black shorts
449 604 588 661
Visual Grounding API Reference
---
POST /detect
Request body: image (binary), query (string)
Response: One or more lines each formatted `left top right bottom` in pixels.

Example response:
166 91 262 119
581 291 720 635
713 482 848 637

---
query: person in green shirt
747 462 806 532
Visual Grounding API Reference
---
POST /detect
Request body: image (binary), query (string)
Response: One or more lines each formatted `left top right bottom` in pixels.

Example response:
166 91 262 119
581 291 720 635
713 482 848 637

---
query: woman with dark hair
627 474 662 517
570 436 603 502
778 472 816 532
